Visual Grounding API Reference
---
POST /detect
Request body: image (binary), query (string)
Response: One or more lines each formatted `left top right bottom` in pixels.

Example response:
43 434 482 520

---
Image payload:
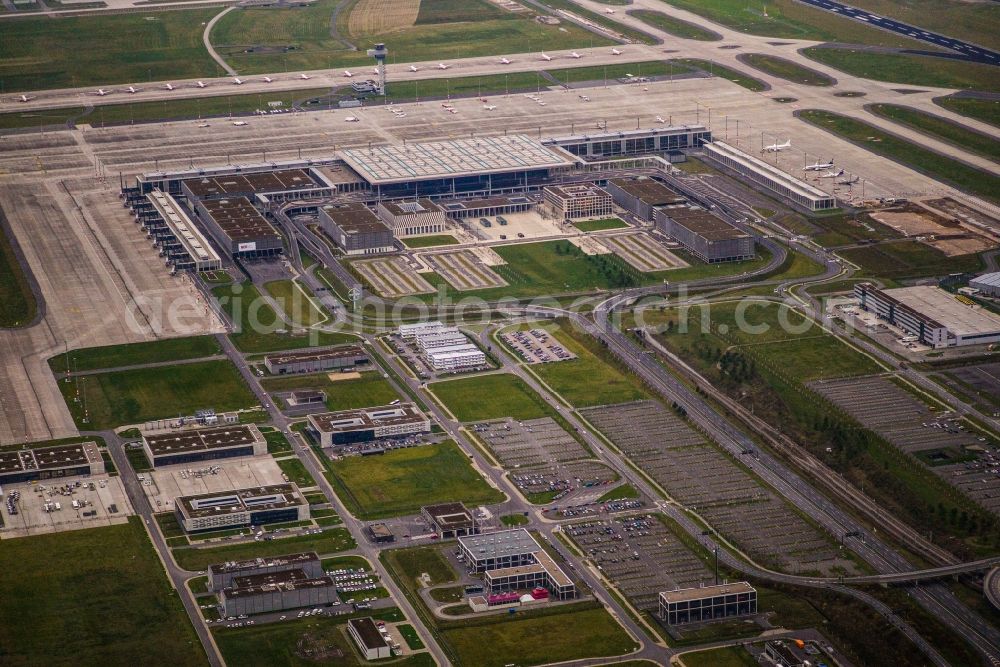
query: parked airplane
605 7 615 13
437 63 450 70
541 53 552 61
299 73 311 80
163 83 176 91
94 88 110 96
233 77 244 85
262 76 273 83
655 116 666 123
16 95 36 102
196 81 208 88
611 48 622 55
499 57 512 64
343 70 354 77
484 104 497 111
803 159 834 171
762 139 791 153
344 116 359 122
570 52 582 59
126 86 140 94
197 122 210 128
837 174 860 185
409 65 419 72
818 169 845 179
232 120 248 126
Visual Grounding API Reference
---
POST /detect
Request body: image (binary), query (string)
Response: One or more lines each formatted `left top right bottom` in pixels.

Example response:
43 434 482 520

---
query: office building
209 552 323 590
219 569 338 617
174 483 308 533
318 202 395 255
376 198 448 237
422 502 479 539
655 205 754 263
307 403 431 447
142 424 266 468
855 283 1000 348
348 617 392 660
263 345 368 375
542 184 613 220
0 441 104 485
398 321 448 339
659 582 757 625
458 529 576 600
425 345 487 371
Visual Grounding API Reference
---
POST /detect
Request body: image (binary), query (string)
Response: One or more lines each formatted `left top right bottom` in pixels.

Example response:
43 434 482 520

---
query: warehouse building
854 283 1000 348
659 582 757 625
145 190 222 273
376 198 448 237
458 529 576 600
263 345 369 375
970 272 1000 298
209 552 323 590
219 569 338 617
546 125 711 160
701 141 836 212
0 441 105 485
606 177 686 222
142 424 267 468
348 617 391 660
318 202 395 255
174 483 308 533
192 197 284 258
655 205 754 263
307 403 431 447
542 184 613 220
422 502 479 539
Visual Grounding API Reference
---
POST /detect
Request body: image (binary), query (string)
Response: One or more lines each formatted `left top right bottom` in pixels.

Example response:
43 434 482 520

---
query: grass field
837 240 982 280
213 282 355 353
935 96 1000 129
59 359 257 429
263 371 399 412
172 528 355 571
598 483 640 502
0 106 85 131
536 0 657 44
799 109 1000 203
0 518 204 666
868 104 1000 162
276 456 317 487
401 234 460 248
803 48 1000 93
672 58 767 91
0 8 221 91
680 646 757 667
742 53 834 86
384 545 457 587
629 9 720 40
48 335 221 373
573 217 629 232
264 279 328 327
430 373 553 422
327 441 503 519
0 219 35 327
831 0 999 52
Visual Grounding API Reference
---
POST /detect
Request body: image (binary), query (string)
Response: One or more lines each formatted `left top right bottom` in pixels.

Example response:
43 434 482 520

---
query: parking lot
422 250 507 291
565 515 713 612
599 233 687 272
580 402 856 575
1 474 133 538
325 434 440 459
936 362 1000 415
935 449 1000 516
501 328 577 364
139 457 287 513
353 256 436 297
473 417 589 467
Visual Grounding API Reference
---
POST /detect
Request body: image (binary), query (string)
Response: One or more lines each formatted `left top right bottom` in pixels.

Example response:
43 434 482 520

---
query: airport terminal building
319 202 395 255
191 196 284 258
376 198 448 237
655 205 755 263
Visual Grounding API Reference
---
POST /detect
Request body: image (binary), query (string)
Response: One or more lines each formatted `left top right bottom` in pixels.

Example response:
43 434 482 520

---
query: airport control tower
367 42 388 96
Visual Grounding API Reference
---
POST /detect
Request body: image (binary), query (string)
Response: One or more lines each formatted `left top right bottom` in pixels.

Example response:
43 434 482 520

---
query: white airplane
196 81 208 88
95 88 110 96
499 57 512 65
611 48 622 55
197 122 210 128
232 120 248 126
372 67 379 75
570 52 582 59
803 159 834 171
343 70 354 78
818 168 845 179
578 94 590 101
233 77 244 85
762 139 791 153
409 65 419 72
394 112 407 118
437 63 450 70
541 53 552 61
164 83 176 91
837 174 859 185
604 7 615 13
655 115 666 124
299 73 311 80
263 76 273 83
16 94 35 103
484 105 497 111
344 116 359 122
126 86 140 94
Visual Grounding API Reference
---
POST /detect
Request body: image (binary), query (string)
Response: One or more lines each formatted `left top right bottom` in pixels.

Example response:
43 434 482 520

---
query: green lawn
799 109 1000 203
629 9 720 40
0 518 204 666
0 219 35 327
803 48 1000 93
397 623 425 650
48 335 221 373
598 483 640 502
171 528 355 571
869 104 1000 162
672 58 767 92
0 106 85 131
402 234 460 249
430 373 553 422
262 428 294 454
501 513 530 526
742 53 834 86
0 8 221 92
58 359 257 429
492 240 652 293
680 646 757 667
264 279 328 327
573 217 629 232
262 371 399 412
536 0 657 44
212 282 355 353
383 546 457 587
838 240 982 280
935 96 1000 129
276 456 317 488
546 60 694 85
327 441 504 519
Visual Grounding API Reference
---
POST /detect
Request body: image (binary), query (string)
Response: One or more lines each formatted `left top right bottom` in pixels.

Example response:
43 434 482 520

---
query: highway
796 0 1000 65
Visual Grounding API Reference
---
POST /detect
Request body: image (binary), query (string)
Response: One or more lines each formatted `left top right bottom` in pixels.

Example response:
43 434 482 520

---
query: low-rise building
422 502 479 539
764 640 809 667
348 617 392 660
287 390 327 407
415 329 468 352
319 202 395 255
368 522 395 544
970 272 1000 298
376 198 448 237
425 345 486 371
398 321 448 339
658 582 757 625
606 177 686 221
655 204 754 263
219 569 338 617
0 441 105 485
209 551 323 590
142 424 266 468
307 403 431 447
191 196 284 258
174 483 308 533
263 345 369 375
458 529 576 600
543 184 613 220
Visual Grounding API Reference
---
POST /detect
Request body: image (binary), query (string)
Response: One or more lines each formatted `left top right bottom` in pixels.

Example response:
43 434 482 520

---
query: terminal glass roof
339 134 574 185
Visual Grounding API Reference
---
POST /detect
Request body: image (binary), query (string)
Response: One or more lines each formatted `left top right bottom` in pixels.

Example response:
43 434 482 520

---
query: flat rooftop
177 483 304 518
880 285 1000 336
660 582 756 604
147 190 220 263
460 528 539 558
183 169 318 198
144 424 263 457
321 202 391 235
308 403 426 434
313 164 365 186
0 441 101 475
545 124 709 145
424 502 474 528
264 345 366 367
225 572 336 598
545 184 609 199
339 134 574 186
659 205 749 241
199 197 282 243
532 550 572 588
349 617 389 650
380 198 444 216
704 141 833 202
609 177 686 206
209 551 319 575
438 195 533 211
